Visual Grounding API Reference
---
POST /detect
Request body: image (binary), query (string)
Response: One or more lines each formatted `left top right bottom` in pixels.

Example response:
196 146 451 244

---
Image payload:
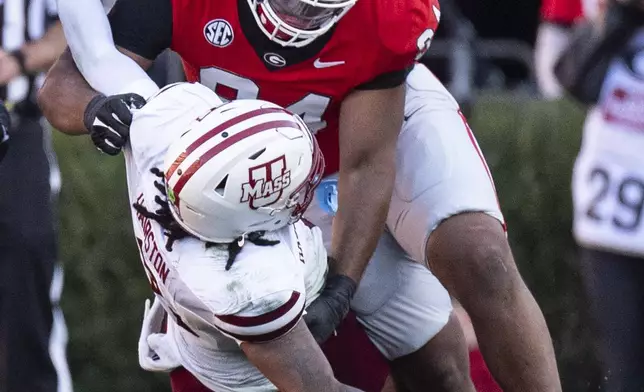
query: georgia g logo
240 156 292 209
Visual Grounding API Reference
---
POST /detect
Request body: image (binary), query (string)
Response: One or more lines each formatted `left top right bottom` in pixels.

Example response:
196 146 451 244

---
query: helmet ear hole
248 148 267 160
215 175 229 196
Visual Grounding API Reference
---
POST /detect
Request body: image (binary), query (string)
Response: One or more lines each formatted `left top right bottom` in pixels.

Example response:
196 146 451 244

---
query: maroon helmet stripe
216 291 301 327
166 107 288 179
216 306 304 343
165 151 188 183
171 119 300 196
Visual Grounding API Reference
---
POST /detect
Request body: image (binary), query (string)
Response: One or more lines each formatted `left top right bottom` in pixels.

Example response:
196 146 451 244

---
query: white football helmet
163 98 324 243
248 0 357 47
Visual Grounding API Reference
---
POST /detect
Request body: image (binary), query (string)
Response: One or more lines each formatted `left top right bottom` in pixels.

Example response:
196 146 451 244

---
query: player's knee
431 213 523 310
460 238 523 311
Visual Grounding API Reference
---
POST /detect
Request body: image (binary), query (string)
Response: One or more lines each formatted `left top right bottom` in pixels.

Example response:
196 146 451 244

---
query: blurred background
46 0 614 390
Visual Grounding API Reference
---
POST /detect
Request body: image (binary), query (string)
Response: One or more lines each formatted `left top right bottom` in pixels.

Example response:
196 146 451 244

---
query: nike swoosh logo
314 58 345 68
403 107 422 122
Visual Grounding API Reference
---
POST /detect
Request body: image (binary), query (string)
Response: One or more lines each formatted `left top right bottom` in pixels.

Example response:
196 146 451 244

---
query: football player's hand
138 298 181 372
83 93 146 155
303 272 357 344
0 103 10 162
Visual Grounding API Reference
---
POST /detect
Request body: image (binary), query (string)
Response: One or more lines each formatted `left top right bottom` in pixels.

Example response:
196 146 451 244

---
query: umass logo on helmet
240 156 292 209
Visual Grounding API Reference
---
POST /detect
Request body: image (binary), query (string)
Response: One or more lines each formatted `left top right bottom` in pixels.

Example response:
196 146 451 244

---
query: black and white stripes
0 0 57 103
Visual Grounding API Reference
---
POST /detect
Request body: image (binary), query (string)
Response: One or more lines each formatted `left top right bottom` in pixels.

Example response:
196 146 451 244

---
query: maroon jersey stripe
217 305 304 343
216 291 301 327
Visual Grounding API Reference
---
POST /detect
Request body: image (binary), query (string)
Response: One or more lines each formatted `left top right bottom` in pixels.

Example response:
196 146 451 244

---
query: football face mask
248 0 357 47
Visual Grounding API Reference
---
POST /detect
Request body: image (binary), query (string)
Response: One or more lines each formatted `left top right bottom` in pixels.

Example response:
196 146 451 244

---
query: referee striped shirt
0 0 58 103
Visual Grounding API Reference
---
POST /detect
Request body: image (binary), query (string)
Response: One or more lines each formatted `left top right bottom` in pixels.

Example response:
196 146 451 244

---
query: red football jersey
169 0 440 175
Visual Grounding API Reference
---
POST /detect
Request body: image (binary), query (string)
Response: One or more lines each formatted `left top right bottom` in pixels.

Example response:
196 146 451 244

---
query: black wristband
9 49 27 75
325 273 358 300
83 94 107 132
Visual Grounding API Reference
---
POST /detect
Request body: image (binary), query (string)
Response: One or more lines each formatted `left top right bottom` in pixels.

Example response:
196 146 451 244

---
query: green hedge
55 96 596 392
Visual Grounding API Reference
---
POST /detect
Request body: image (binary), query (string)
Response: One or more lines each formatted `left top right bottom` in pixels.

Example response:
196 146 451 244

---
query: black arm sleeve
354 67 412 90
107 0 173 61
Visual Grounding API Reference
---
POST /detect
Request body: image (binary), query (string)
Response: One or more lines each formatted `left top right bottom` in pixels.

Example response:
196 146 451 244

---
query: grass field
54 95 596 391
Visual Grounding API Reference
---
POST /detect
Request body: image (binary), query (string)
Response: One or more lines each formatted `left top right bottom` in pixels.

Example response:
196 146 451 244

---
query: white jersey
573 29 644 257
125 82 327 391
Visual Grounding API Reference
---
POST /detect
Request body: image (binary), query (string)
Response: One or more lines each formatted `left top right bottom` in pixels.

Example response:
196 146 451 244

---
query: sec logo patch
204 19 234 48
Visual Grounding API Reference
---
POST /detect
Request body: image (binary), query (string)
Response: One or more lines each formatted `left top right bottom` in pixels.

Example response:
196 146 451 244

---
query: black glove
304 272 357 344
83 93 146 155
0 103 11 162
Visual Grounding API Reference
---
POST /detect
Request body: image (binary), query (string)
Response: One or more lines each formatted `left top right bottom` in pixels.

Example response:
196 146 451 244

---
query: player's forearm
38 48 99 134
59 0 159 97
331 154 395 282
20 22 66 73
242 321 362 392
332 85 404 283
